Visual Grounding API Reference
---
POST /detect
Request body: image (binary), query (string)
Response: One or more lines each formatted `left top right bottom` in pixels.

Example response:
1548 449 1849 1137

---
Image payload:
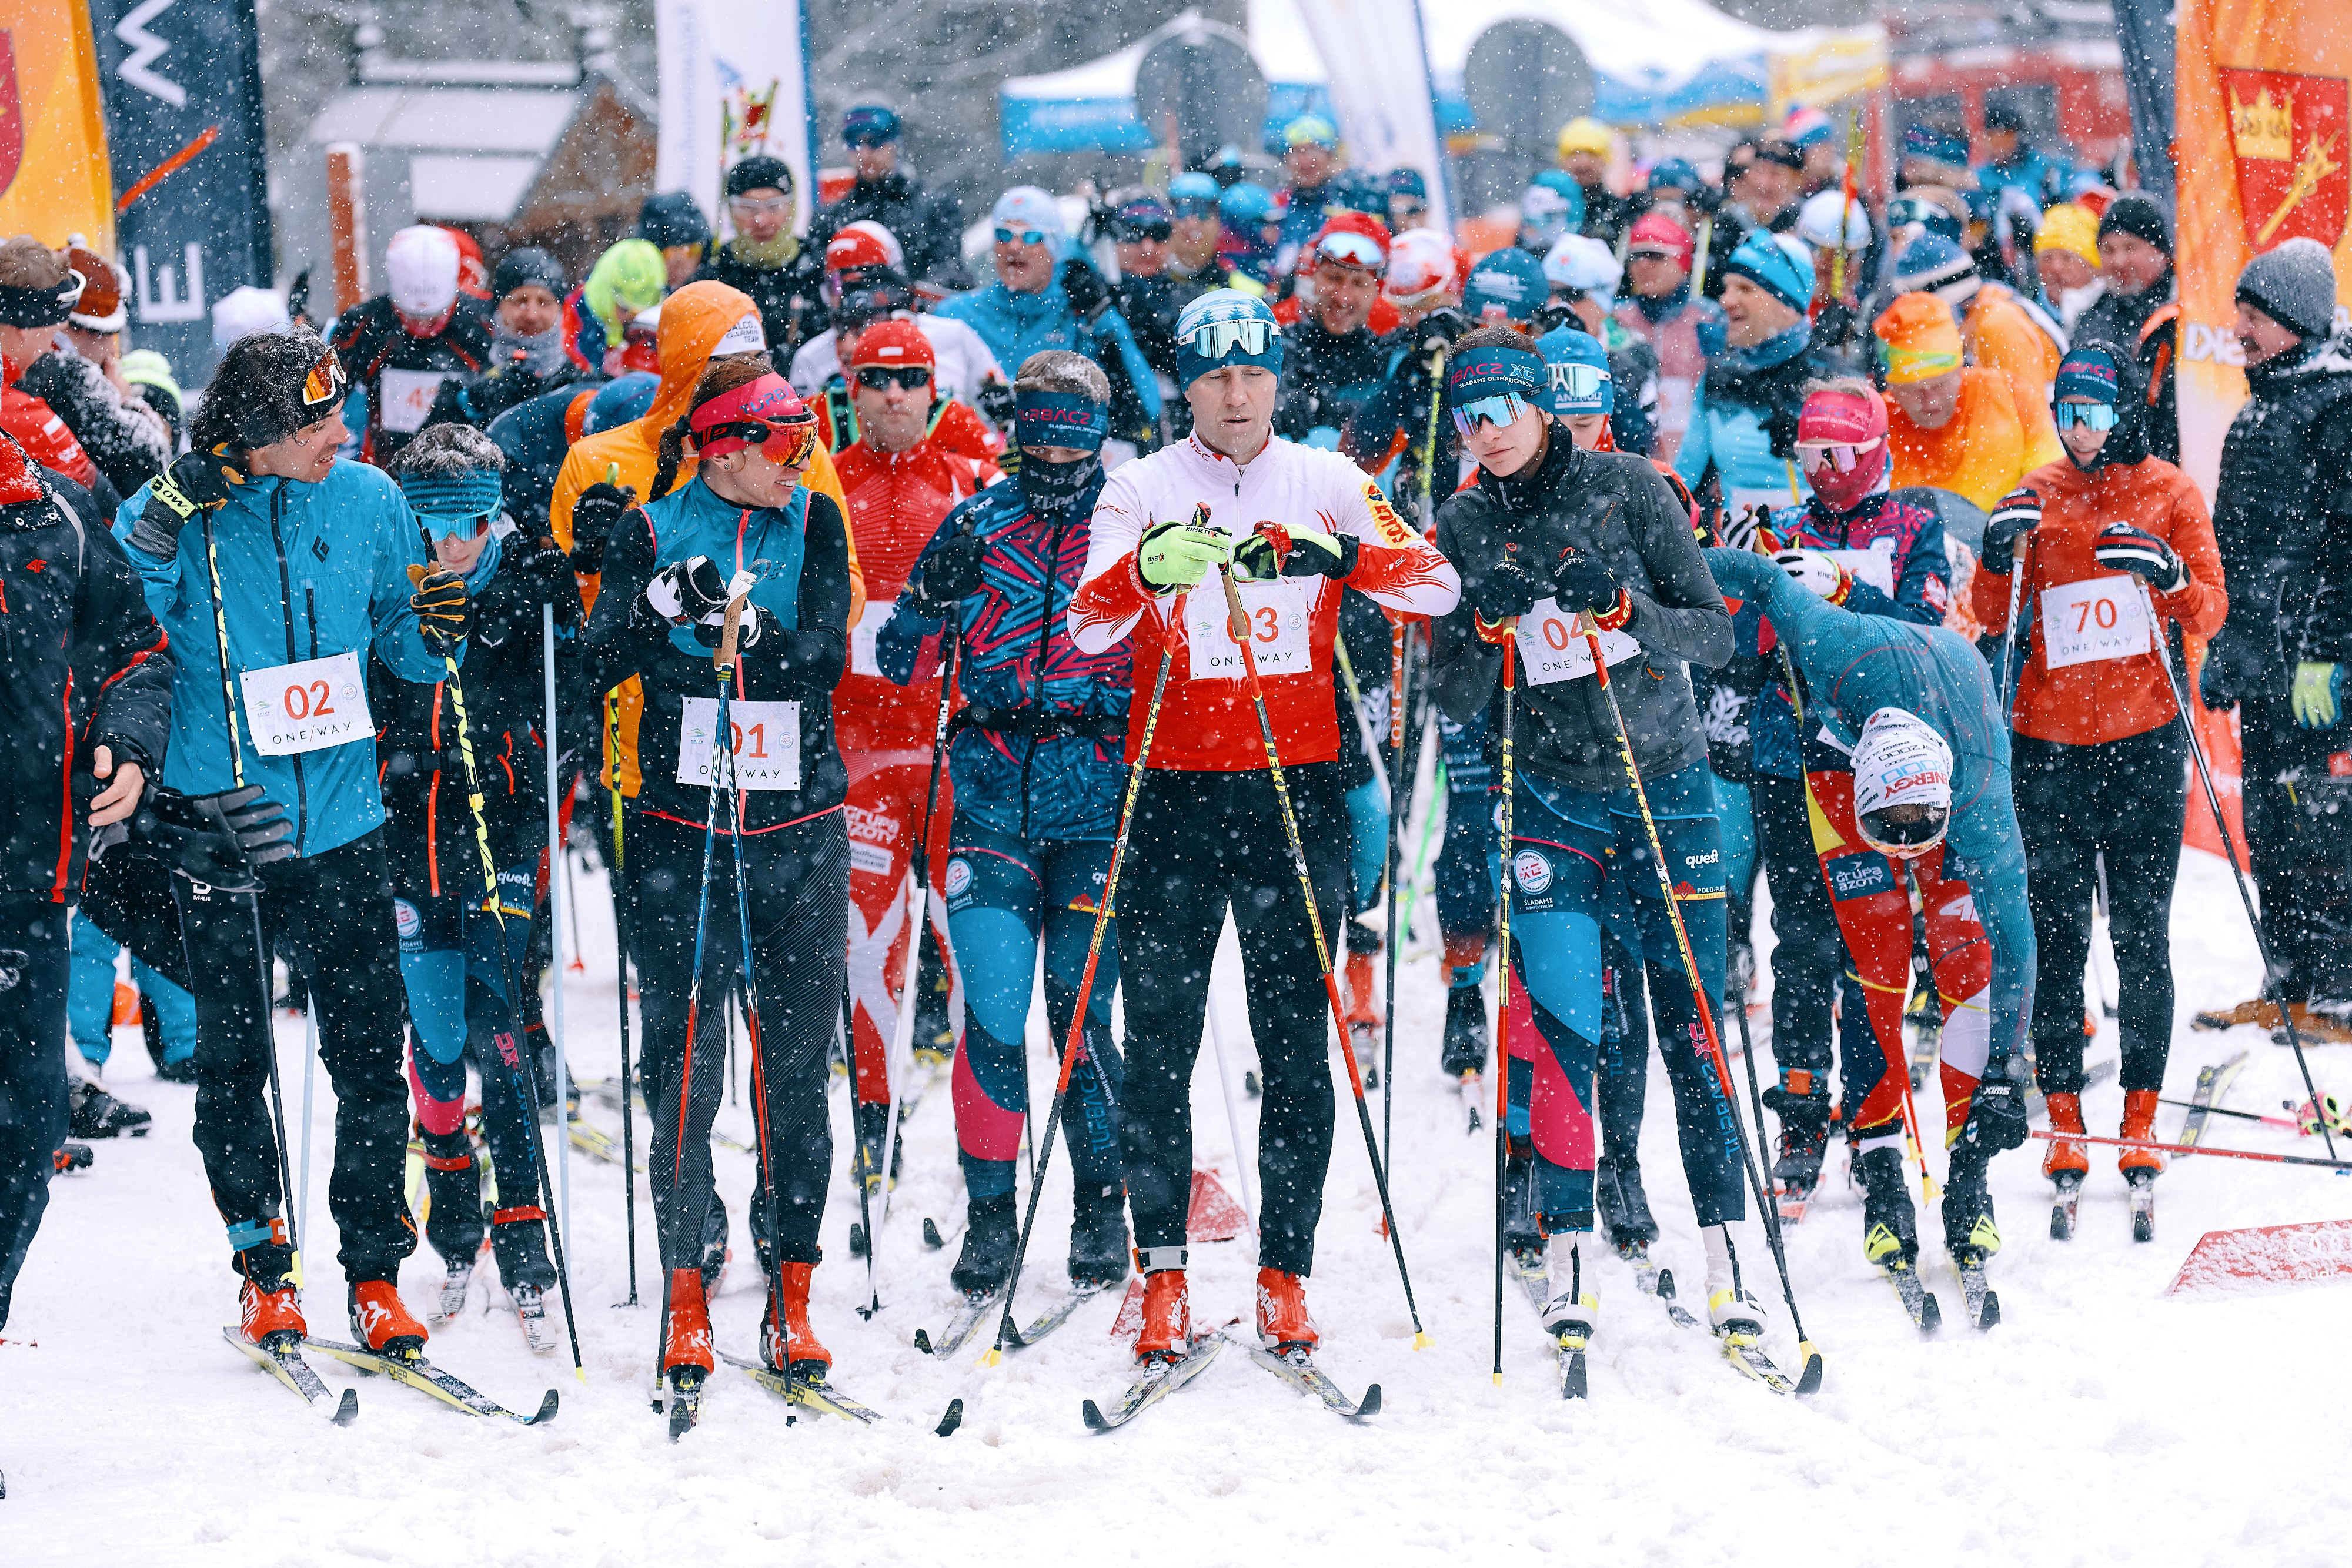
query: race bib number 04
677 697 802 791
240 651 372 757
2040 573 2151 670
1185 578 1314 680
1514 597 1642 686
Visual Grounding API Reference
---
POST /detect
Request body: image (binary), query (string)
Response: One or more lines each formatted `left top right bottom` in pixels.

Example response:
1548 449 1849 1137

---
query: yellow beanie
2035 203 2100 267
1874 292 1966 385
1556 117 1612 159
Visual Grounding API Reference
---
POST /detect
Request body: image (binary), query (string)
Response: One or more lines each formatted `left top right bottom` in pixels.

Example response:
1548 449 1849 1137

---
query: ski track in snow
7 849 2351 1564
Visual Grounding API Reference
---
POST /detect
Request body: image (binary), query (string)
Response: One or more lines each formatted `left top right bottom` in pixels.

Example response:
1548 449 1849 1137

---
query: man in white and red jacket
1065 289 1458 1368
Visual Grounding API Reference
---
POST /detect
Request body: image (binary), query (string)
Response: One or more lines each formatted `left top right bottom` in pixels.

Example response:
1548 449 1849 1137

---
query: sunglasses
1626 246 1683 263
2054 403 2118 430
1548 363 1610 401
846 132 895 149
1798 434 1885 473
729 194 793 218
302 353 347 407
854 365 933 391
1392 199 1429 216
1178 316 1273 359
995 226 1050 247
1451 393 1535 437
1120 218 1174 243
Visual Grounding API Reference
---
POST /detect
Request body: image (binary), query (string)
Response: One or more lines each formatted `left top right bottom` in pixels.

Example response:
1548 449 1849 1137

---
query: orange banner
0 2 115 252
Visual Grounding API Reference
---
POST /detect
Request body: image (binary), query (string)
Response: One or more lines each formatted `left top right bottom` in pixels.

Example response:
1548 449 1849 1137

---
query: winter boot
1255 1267 1319 1355
2042 1091 2090 1183
1762 1072 1831 1193
2117 1089 2165 1179
349 1279 429 1356
490 1205 558 1291
66 1075 149 1139
699 1193 731 1296
1596 1149 1659 1253
662 1267 714 1386
417 1126 486 1269
1703 1223 1770 1337
1941 1150 2001 1267
1068 1182 1131 1290
1856 1141 1920 1268
951 1192 1018 1298
910 921 956 1064
851 1101 901 1193
1540 1235 1599 1345
762 1261 831 1378
1501 1137 1542 1265
1441 982 1489 1079
1134 1262 1191 1362
238 1265 305 1350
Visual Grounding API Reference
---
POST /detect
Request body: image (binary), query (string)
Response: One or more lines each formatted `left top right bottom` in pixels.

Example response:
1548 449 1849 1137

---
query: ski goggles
690 373 818 466
853 365 933 392
1451 393 1538 438
1857 803 1950 857
1171 195 1220 220
729 193 793 219
1798 434 1885 473
1313 231 1388 273
1548 363 1611 403
995 226 1052 248
2053 403 2119 431
302 352 348 407
1177 316 1274 360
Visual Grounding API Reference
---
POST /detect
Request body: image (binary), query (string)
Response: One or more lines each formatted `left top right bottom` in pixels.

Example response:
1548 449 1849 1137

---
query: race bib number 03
2040 573 2151 670
240 651 372 757
1185 579 1314 680
677 697 802 791
1514 597 1642 686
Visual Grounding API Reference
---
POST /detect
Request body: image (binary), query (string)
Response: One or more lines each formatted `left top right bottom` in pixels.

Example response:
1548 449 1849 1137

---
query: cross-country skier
1065 289 1459 1363
878 350 1133 1305
569 359 852 1407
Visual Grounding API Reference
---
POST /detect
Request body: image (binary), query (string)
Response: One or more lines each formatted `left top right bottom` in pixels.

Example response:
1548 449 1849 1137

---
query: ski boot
950 1192 1018 1298
1343 942 1381 1088
1441 982 1488 1078
1597 1148 1659 1257
1940 1154 2000 1269
1254 1267 1319 1355
762 1261 831 1379
2119 1088 2163 1242
663 1266 714 1392
349 1279 429 1356
1068 1182 1131 1290
1540 1236 1599 1345
417 1126 485 1286
237 1239 305 1350
1762 1072 1830 1198
910 921 956 1064
67 1075 149 1139
1501 1138 1543 1268
1702 1224 1769 1337
1134 1263 1191 1363
1856 1142 1920 1269
2043 1090 2089 1239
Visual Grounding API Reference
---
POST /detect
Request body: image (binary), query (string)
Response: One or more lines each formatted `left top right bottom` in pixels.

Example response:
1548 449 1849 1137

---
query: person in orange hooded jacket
1970 342 2225 1231
1875 292 2062 514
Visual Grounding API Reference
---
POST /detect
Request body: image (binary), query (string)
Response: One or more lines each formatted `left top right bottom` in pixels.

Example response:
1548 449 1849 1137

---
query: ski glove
1472 553 1545 626
1774 548 1853 604
1958 1078 2030 1155
2293 661 2342 728
1415 306 1470 356
503 536 582 633
975 380 1017 432
406 564 474 653
915 528 986 611
1230 524 1357 583
122 784 295 892
1980 487 2040 574
128 445 248 559
568 481 635 573
1060 259 1111 322
1716 504 1779 555
647 554 760 643
1552 549 1630 623
2093 522 2189 594
1137 517 1229 593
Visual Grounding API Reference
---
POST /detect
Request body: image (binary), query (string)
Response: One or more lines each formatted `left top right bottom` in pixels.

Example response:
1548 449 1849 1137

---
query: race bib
240 651 372 757
1825 541 1897 596
2040 574 2151 670
849 599 894 678
1184 578 1314 680
1514 597 1642 686
377 369 447 435
1727 484 1803 523
677 697 802 791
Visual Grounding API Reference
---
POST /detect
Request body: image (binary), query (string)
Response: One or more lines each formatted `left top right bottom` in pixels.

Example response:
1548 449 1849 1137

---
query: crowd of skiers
5 93 2350 1422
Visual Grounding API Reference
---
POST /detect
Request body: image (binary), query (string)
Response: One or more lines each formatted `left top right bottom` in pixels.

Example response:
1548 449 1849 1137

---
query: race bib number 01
1514 597 1642 686
1185 579 1314 680
2040 573 2151 670
377 369 447 434
677 697 802 791
240 651 372 757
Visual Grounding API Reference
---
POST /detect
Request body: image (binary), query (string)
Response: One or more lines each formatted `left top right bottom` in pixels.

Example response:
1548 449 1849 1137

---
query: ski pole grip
1220 566 1249 645
716 594 748 675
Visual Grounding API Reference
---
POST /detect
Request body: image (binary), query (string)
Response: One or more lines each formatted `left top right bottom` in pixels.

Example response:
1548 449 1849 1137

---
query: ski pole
2137 580 2338 1162
1382 618 1415 1155
1574 607 1822 1390
543 603 573 1251
1220 562 1431 1347
1492 617 1516 1381
298 988 318 1287
607 688 639 1306
2156 1097 2307 1133
973 643 1175 1377
2029 1127 2352 1171
1997 536 2032 723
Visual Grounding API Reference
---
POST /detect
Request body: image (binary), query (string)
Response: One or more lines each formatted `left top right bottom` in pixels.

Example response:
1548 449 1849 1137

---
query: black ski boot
699 1192 731 1296
1941 1151 2001 1266
491 1209 559 1291
851 1101 902 1194
1441 985 1488 1078
1067 1181 1131 1289
910 921 956 1065
67 1075 149 1139
1501 1138 1542 1266
1762 1076 1832 1194
951 1192 1018 1297
417 1126 486 1269
1596 1149 1659 1255
1856 1143 1920 1268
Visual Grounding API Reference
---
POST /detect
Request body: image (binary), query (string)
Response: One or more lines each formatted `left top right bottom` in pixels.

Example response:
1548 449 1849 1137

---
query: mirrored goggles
1859 803 1950 855
995 226 1050 247
2053 403 2118 431
703 417 818 469
729 194 793 218
1451 393 1535 437
1314 231 1387 271
1797 434 1884 473
854 365 933 391
303 353 348 407
1549 363 1610 402
1178 316 1273 360
1171 197 1220 220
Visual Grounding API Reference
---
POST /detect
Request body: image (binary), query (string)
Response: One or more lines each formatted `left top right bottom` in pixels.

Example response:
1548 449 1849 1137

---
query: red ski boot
349 1279 428 1357
1255 1267 1319 1355
239 1274 306 1350
761 1261 832 1378
2118 1090 2166 1177
1134 1268 1191 1362
2042 1092 2090 1182
663 1267 714 1382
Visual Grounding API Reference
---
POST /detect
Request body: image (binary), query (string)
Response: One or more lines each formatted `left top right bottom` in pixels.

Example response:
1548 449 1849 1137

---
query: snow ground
6 847 2351 1567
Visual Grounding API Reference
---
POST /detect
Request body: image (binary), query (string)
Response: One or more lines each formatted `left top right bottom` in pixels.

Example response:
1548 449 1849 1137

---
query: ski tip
332 1388 360 1426
922 1218 946 1250
1081 1398 1110 1432
913 1329 935 1356
528 1388 561 1424
1920 1293 1944 1335
1655 1267 1677 1300
1978 1292 2002 1333
1795 1343 1825 1397
1412 1330 1434 1352
934 1398 964 1438
1357 1383 1382 1418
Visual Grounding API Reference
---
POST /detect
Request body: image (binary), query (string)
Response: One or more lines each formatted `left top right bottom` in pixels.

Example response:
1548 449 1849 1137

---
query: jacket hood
647 280 764 430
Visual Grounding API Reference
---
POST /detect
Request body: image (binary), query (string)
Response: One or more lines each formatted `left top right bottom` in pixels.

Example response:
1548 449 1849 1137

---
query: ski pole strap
493 1204 548 1225
948 703 1127 743
1135 1245 1188 1274
226 1216 288 1251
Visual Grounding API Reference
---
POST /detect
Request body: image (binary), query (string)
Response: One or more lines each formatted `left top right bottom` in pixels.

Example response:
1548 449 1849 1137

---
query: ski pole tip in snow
1414 1330 1434 1352
979 1346 1003 1368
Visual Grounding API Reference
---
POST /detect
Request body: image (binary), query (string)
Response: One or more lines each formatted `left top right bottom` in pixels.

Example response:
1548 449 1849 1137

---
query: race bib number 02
1185 579 1314 680
240 651 372 757
2040 573 2151 670
677 697 802 791
1514 597 1642 686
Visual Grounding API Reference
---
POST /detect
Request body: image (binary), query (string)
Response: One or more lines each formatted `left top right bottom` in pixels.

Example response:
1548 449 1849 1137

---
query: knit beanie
1722 229 1815 314
2236 237 2339 342
1892 235 1978 303
2034 204 2102 268
2097 193 2171 255
1873 293 1965 385
1174 288 1283 390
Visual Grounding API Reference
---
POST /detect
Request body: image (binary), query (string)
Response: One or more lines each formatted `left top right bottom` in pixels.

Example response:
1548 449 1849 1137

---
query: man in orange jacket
1891 235 2066 453
1875 292 2062 513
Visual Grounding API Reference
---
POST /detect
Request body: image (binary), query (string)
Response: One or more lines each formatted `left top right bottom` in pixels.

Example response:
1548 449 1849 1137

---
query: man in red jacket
0 239 104 499
831 320 998 1189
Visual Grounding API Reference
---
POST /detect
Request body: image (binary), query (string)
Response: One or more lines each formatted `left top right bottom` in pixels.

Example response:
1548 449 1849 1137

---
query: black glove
510 536 582 626
1717 504 1778 554
1230 526 1358 582
1415 307 1469 354
916 529 985 610
2093 522 2189 595
407 566 473 653
1981 487 2040 574
975 380 1017 431
1552 549 1623 617
569 482 634 574
1959 1076 2029 1154
128 444 248 559
2200 624 2264 712
694 605 771 651
1060 259 1111 322
647 554 731 626
1473 554 1544 624
124 785 294 892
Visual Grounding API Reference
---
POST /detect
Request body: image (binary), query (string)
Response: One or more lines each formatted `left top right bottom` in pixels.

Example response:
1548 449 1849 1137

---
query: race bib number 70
2039 574 2151 670
240 651 372 757
677 697 802 790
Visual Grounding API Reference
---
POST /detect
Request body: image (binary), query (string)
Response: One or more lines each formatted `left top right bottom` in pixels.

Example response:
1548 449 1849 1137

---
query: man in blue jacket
113 327 470 1355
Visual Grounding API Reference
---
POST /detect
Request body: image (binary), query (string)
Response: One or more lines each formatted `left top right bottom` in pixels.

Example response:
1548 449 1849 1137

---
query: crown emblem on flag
2231 87 2295 161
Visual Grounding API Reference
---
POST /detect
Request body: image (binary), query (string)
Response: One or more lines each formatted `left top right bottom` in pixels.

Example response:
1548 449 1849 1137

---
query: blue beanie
1463 248 1551 326
1218 182 1275 227
1723 230 1815 314
1892 233 1976 297
398 470 505 537
1536 325 1613 416
1175 289 1283 390
1387 167 1428 200
2054 344 2122 405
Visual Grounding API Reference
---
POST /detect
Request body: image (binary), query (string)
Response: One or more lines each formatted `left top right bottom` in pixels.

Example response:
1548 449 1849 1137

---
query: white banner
656 0 817 237
1287 0 1452 228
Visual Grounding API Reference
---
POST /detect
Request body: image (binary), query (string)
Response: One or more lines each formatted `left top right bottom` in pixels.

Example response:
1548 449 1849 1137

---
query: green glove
1230 524 1357 583
1138 517 1229 593
2293 661 2342 728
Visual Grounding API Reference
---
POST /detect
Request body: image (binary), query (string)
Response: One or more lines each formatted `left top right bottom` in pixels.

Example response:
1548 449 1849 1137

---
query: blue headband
399 470 505 536
1015 389 1108 453
1448 344 1547 410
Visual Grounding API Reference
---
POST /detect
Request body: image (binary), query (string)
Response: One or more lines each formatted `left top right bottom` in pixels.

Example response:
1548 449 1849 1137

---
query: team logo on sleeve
1361 482 1413 546
943 857 973 900
1512 848 1553 894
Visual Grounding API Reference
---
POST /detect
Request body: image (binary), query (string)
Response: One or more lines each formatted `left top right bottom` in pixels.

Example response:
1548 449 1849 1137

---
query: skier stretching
1065 289 1459 1365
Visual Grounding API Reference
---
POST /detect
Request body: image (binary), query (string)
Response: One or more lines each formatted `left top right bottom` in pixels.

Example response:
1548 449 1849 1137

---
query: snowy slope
6 848 2350 1566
